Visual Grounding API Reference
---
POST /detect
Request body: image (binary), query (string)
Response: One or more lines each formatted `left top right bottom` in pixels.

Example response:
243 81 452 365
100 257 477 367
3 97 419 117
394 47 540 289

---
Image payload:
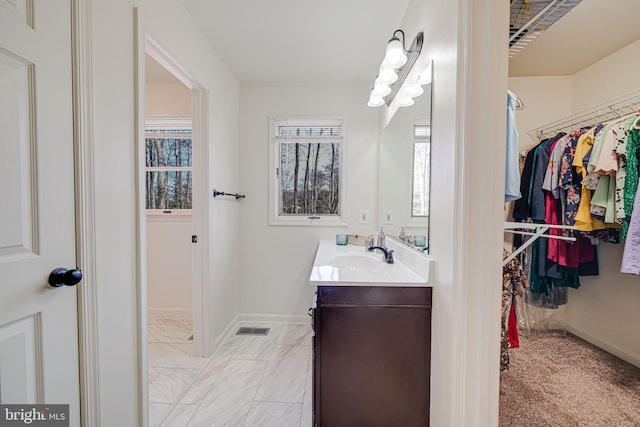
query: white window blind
270 117 345 225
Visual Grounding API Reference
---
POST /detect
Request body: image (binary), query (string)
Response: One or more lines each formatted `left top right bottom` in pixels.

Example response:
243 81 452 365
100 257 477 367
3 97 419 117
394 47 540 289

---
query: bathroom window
269 117 346 226
145 117 192 213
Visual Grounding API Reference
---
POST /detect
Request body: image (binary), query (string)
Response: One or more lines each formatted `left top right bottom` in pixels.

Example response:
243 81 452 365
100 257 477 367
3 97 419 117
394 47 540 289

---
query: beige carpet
499 333 640 426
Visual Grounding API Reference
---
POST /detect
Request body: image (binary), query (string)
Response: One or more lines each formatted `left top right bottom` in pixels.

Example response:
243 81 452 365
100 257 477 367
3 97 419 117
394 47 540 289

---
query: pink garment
508 301 519 349
545 191 594 268
595 122 621 175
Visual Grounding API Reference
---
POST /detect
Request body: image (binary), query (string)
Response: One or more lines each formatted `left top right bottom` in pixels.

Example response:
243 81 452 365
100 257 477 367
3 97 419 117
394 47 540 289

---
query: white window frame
145 116 193 216
407 118 430 229
268 116 347 226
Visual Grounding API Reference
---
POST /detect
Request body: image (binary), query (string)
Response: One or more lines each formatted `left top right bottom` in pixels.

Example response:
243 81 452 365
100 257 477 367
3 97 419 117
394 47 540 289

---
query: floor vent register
235 327 270 336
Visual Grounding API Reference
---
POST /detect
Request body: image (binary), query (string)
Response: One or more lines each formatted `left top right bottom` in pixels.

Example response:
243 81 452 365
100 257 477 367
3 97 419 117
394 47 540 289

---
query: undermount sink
309 241 431 286
329 252 384 271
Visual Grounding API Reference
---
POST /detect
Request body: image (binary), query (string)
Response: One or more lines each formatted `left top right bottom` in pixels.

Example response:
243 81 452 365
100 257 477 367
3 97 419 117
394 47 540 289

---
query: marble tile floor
148 319 313 427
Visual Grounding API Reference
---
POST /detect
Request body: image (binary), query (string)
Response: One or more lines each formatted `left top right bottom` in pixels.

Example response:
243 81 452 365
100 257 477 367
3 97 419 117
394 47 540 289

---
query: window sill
146 211 192 222
269 216 348 227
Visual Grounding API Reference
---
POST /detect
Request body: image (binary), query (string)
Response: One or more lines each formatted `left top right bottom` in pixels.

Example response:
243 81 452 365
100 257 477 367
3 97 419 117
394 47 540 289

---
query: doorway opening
139 34 210 425
145 52 194 328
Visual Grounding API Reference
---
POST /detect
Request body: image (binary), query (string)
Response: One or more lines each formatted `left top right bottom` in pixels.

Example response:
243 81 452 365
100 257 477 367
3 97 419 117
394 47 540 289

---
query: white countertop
308 240 433 287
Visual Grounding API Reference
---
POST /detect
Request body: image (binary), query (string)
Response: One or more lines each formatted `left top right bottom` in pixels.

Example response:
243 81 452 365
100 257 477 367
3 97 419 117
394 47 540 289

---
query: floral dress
501 250 529 371
560 130 585 227
623 127 640 242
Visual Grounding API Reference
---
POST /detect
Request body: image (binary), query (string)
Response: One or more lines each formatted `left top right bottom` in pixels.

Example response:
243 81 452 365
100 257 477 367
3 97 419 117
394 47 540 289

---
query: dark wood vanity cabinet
312 286 432 427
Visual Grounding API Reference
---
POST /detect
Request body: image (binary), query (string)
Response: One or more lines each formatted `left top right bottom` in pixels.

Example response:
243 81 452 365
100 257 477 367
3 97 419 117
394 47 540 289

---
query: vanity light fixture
367 30 424 108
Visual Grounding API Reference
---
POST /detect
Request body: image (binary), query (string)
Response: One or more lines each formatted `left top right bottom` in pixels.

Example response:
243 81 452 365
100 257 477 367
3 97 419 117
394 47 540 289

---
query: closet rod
503 222 577 266
527 88 640 141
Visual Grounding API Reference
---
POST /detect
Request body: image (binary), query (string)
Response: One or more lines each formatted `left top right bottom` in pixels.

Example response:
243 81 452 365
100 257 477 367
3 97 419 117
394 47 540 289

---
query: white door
0 0 80 424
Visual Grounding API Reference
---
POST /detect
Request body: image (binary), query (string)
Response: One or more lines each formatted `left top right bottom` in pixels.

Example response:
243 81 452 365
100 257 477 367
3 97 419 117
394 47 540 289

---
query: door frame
72 0 101 425
133 9 211 425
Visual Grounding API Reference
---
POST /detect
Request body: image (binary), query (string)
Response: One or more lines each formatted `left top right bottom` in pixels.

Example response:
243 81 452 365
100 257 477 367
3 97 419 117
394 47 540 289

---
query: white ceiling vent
509 0 583 59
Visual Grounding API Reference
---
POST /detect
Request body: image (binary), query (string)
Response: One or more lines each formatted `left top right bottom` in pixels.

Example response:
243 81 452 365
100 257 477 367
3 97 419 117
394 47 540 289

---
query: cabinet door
315 287 431 427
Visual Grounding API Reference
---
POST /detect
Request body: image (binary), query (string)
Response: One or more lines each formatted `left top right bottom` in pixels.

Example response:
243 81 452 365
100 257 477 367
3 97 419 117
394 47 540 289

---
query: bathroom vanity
309 241 433 427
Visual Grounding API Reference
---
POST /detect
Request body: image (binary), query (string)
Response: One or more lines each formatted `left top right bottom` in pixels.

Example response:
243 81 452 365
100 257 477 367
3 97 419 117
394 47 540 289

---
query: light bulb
367 95 385 107
409 85 424 98
384 37 407 69
375 68 398 85
417 72 431 85
399 97 414 107
372 84 391 97
380 59 394 70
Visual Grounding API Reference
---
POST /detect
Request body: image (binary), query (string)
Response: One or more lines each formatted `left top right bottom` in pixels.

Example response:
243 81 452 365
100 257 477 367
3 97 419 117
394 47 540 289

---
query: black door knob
48 268 83 287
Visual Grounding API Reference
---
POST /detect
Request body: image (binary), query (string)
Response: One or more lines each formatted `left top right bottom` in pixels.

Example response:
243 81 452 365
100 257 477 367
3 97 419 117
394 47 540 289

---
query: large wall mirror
377 62 432 253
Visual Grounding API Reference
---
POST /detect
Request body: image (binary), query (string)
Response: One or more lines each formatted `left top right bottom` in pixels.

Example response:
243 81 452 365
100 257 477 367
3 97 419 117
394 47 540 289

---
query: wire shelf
509 0 583 59
527 88 640 141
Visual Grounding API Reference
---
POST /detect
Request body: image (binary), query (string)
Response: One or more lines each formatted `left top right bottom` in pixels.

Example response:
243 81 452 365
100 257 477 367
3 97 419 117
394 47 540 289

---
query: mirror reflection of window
412 123 430 217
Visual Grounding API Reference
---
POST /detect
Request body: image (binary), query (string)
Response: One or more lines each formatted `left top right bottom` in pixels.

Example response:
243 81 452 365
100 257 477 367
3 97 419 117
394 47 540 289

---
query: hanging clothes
517 105 640 276
621 177 640 274
502 249 529 371
623 127 640 241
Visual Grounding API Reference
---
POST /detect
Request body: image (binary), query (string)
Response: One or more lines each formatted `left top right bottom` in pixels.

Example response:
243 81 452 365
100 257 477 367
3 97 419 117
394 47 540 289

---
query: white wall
572 38 640 109
238 82 379 317
566 38 640 367
147 217 193 319
138 0 241 355
91 0 139 424
508 76 573 146
145 82 191 116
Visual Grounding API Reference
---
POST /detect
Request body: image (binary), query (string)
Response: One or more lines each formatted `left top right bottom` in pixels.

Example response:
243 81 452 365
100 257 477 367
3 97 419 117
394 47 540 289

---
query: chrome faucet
367 246 394 264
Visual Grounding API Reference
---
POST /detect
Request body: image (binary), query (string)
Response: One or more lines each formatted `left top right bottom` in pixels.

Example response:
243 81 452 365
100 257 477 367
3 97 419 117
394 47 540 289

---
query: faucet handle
386 250 395 264
365 237 374 250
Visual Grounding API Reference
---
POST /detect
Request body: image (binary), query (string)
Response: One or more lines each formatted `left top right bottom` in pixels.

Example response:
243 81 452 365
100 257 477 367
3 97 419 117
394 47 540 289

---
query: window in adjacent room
145 117 192 214
269 117 345 226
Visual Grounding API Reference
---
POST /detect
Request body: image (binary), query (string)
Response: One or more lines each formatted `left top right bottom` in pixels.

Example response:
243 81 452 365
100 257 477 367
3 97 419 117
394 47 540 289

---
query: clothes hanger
515 96 524 110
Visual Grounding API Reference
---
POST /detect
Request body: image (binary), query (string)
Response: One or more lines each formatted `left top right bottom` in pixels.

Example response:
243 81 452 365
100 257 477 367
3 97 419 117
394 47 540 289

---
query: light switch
359 210 369 224
383 210 393 225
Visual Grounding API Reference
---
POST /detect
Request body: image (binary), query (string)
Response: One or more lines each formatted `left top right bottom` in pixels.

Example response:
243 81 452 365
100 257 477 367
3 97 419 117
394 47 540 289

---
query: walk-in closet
501 0 640 424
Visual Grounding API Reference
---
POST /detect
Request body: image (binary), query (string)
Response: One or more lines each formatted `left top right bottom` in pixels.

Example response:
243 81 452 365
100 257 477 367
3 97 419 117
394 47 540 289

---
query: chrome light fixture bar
368 30 424 108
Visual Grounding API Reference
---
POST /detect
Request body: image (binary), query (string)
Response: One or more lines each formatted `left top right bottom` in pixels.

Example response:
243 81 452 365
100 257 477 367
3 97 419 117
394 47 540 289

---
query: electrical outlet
359 210 369 224
383 210 393 225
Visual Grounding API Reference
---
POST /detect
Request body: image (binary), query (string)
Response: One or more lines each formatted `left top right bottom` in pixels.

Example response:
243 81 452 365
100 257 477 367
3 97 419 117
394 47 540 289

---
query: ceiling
146 0 640 84
509 0 640 76
177 0 410 82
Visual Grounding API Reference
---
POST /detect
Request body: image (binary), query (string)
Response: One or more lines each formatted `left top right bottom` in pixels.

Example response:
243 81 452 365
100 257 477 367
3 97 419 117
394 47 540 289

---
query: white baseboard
566 326 640 369
148 308 192 320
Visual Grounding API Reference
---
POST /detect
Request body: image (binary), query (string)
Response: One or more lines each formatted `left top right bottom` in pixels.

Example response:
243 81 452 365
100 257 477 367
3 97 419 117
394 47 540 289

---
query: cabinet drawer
318 286 432 307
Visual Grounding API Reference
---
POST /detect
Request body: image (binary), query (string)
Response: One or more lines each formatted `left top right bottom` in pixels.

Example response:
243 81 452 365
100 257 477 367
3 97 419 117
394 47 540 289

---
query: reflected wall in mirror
377 65 432 253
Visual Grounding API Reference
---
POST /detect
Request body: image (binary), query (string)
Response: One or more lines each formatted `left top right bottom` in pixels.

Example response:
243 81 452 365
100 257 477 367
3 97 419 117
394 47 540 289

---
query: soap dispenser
377 227 386 247
399 227 406 242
